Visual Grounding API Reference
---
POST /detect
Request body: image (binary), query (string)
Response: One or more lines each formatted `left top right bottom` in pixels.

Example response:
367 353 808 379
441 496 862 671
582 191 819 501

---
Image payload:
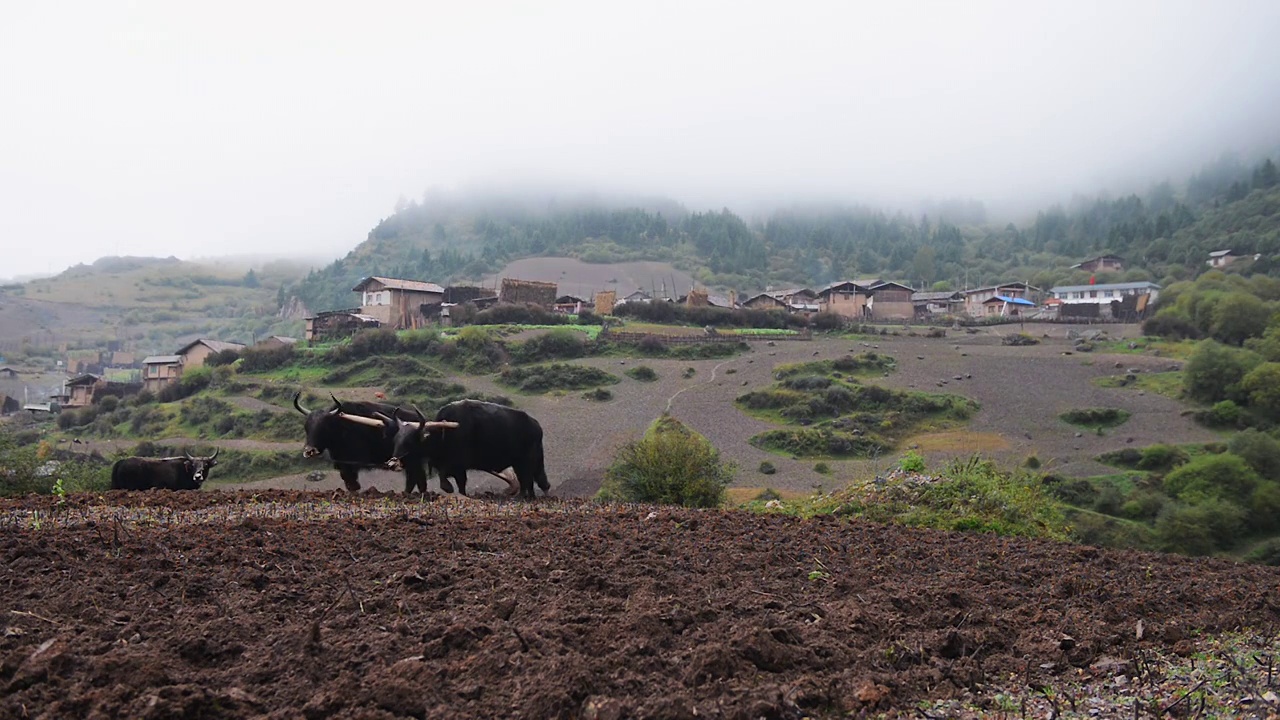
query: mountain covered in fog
283 153 1279 314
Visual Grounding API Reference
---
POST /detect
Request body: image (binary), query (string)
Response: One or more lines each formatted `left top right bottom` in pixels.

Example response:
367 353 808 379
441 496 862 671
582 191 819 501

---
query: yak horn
411 403 427 422
335 413 386 428
328 393 344 415
293 391 310 415
209 447 219 461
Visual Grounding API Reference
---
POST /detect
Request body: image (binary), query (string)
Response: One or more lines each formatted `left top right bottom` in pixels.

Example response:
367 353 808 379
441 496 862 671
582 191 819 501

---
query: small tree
597 415 732 508
1241 362 1280 422
1163 453 1260 506
1182 341 1261 404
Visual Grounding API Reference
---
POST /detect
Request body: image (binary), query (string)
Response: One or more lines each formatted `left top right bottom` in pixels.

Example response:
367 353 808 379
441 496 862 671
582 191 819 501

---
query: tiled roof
352 276 445 294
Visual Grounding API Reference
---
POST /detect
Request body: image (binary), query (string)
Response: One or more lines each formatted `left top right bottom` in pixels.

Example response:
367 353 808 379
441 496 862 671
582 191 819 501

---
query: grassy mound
739 354 976 459
1060 407 1130 429
499 363 620 393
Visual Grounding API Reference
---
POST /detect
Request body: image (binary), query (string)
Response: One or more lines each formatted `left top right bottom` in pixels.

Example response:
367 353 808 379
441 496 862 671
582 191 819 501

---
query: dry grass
909 430 1011 453
723 486 812 505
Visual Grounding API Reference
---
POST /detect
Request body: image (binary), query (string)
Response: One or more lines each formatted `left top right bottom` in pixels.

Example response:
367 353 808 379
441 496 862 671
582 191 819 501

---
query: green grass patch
772 352 896 379
625 365 659 382
739 354 976 459
498 363 620 394
1093 371 1184 399
1059 407 1131 430
743 455 1070 541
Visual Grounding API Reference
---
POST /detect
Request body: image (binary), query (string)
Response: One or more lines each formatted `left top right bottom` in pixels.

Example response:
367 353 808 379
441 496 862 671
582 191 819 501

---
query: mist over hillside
285 148 1280 314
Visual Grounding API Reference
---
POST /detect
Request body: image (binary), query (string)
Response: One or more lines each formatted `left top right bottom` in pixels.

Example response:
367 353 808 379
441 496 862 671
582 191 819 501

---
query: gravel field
75 323 1216 498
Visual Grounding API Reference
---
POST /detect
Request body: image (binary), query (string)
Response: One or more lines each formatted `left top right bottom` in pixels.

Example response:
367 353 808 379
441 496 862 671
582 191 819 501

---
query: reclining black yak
342 399 550 499
110 449 219 490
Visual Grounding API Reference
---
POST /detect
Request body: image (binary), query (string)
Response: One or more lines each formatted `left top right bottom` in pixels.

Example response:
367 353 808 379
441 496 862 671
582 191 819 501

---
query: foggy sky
2 0 1279 281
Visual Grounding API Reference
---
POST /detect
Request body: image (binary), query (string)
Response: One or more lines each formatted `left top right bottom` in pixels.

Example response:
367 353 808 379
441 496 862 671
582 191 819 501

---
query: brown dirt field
2 490 1279 719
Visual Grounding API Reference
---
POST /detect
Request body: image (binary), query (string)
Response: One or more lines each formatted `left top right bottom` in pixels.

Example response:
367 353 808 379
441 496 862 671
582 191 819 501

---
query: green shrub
582 388 613 402
239 343 295 373
625 365 659 382
1137 443 1190 472
206 348 240 367
499 363 619 393
1183 341 1262 404
1164 453 1260 505
1244 537 1280 565
1093 483 1125 516
1227 429 1280 479
1120 490 1169 521
472 303 568 326
1001 333 1039 346
99 395 119 413
1043 476 1100 506
1241 362 1280 421
813 462 831 475
1023 454 1041 469
512 329 588 364
899 450 925 473
597 415 732 508
1059 407 1130 429
754 488 782 501
1154 499 1246 555
682 367 696 378
758 460 776 475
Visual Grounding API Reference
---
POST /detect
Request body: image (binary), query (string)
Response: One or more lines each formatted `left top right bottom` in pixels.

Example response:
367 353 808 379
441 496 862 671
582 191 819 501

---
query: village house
1048 281 1161 320
744 288 817 314
912 290 965 317
553 295 589 314
0 367 17 378
178 338 247 368
1070 254 1125 274
619 288 653 305
304 309 382 342
1206 249 1262 268
141 355 183 393
864 281 915 320
61 374 139 408
981 295 1037 317
962 282 1038 317
498 278 558 308
353 276 445 330
680 289 738 309
815 280 873 318
254 335 297 351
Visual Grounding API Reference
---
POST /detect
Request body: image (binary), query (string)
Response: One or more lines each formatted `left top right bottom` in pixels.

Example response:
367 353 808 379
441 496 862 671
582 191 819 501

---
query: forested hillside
289 154 1280 314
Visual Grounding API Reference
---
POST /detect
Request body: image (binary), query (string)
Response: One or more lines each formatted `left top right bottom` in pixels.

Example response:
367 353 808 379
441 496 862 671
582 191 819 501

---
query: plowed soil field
3 490 1279 719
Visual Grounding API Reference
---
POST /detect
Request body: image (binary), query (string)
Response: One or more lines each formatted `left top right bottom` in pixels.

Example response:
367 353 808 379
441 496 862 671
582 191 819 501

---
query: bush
206 348 241 367
1241 362 1280 422
1023 454 1041 469
1001 333 1039 346
1183 341 1261 404
239 344 295 373
1060 407 1130 429
597 415 733 508
682 367 696 378
582 388 613 402
813 462 831 475
99 395 119 413
1163 453 1260 505
811 312 847 331
472 303 568 326
899 450 925 472
578 310 601 325
1142 309 1202 340
1227 429 1280 480
499 363 619 393
1244 537 1280 565
1154 499 1246 555
758 460 777 475
1043 476 1100 506
512 329 588 364
625 365 658 382
1137 443 1190 472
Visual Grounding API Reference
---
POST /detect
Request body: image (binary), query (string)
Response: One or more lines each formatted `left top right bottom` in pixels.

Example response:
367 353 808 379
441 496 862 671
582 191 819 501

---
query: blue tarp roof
993 295 1036 306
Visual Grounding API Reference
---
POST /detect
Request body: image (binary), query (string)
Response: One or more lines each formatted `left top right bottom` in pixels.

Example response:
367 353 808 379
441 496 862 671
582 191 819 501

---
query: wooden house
981 295 1037 317
553 295 589 314
254 335 298 350
499 278 558 307
352 276 445 330
962 282 1038 317
864 281 915 320
177 338 246 368
63 374 101 408
912 290 965 317
815 280 874 319
1070 255 1125 273
304 309 382 342
142 355 183 393
743 293 788 311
